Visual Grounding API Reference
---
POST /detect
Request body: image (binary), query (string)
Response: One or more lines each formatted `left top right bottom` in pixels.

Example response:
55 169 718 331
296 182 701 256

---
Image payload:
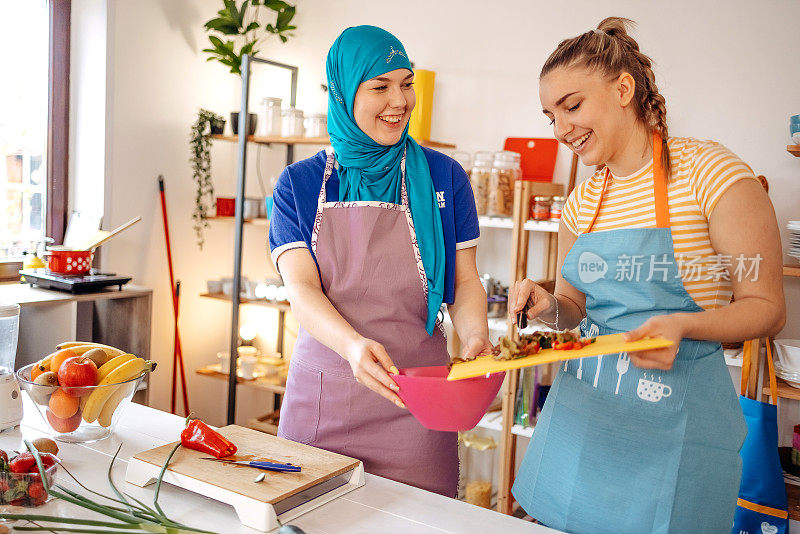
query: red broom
158 175 190 415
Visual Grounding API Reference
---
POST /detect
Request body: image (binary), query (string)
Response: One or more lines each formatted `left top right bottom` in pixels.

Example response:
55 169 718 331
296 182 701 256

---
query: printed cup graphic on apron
637 376 672 403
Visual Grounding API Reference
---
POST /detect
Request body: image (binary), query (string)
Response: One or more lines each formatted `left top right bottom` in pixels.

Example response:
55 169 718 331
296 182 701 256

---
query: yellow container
409 69 435 141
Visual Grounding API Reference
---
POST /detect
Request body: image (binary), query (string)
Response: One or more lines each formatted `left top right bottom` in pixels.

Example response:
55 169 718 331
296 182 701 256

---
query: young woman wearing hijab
508 18 785 531
268 26 490 496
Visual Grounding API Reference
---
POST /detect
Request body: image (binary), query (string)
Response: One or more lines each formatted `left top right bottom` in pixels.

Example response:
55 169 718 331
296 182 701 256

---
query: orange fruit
46 409 82 433
49 349 78 374
48 388 79 418
31 362 46 381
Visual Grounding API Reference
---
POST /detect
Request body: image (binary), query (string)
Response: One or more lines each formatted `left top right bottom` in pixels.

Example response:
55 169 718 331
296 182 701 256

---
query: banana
56 341 95 349
37 355 53 372
97 381 137 427
56 342 125 358
83 358 153 423
95 353 137 383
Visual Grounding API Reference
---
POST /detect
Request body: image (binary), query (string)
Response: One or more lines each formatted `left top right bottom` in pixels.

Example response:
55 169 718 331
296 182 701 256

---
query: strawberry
9 452 36 474
37 454 56 470
28 481 46 500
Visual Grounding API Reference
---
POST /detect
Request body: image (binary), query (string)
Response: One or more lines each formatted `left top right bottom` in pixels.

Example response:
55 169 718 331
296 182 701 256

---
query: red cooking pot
46 247 93 275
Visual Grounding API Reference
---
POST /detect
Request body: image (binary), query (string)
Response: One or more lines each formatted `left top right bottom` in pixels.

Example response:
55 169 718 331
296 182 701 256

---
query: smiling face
540 65 648 173
353 68 416 146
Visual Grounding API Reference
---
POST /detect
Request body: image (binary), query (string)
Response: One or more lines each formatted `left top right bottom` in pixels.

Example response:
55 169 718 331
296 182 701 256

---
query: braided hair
541 17 671 178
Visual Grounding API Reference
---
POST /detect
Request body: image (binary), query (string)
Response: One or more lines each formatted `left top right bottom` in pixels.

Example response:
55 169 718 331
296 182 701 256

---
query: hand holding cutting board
622 313 686 371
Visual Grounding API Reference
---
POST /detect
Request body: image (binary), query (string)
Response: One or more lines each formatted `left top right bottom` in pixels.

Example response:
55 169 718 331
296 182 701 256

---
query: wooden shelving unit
788 145 800 157
211 133 456 149
785 264 800 278
196 364 286 395
200 292 291 311
763 377 800 401
494 175 572 514
207 215 269 226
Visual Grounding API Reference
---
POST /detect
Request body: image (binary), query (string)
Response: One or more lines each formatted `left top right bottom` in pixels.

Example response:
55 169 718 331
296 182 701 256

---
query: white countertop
0 395 555 534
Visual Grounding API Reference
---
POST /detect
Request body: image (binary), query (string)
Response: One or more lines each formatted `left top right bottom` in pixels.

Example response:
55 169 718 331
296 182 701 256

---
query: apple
57 356 98 397
46 409 82 433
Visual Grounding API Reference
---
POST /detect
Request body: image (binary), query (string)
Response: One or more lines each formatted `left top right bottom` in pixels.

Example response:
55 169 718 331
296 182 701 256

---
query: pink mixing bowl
394 366 505 431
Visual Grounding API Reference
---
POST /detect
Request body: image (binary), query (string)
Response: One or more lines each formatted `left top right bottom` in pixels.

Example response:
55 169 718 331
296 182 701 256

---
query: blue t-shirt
268 147 480 304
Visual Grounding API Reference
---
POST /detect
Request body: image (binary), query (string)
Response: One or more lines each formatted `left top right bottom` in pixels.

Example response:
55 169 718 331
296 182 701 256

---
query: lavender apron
278 147 458 496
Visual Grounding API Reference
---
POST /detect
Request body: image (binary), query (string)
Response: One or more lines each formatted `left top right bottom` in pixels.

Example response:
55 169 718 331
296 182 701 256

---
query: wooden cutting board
447 333 673 380
125 425 364 531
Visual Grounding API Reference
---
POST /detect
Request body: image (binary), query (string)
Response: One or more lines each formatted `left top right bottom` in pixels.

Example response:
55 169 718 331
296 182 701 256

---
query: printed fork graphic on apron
615 352 630 394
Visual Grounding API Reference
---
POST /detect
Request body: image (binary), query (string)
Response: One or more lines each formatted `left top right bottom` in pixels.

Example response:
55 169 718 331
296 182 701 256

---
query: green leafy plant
202 0 297 75
190 109 224 249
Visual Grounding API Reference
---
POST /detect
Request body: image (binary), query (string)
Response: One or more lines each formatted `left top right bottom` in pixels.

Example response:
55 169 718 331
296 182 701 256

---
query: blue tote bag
733 338 788 534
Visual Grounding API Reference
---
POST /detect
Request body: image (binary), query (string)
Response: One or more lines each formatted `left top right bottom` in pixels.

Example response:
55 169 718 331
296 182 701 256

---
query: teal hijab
326 25 444 335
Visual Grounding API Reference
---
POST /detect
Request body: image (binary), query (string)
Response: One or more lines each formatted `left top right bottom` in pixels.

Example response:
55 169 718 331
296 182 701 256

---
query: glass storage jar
550 196 565 221
487 151 520 217
470 151 493 216
459 432 497 509
531 196 551 221
305 113 327 138
259 97 282 137
281 107 305 137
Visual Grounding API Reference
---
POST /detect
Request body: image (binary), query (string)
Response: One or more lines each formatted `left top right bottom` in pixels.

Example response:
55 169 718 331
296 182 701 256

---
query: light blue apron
512 135 747 533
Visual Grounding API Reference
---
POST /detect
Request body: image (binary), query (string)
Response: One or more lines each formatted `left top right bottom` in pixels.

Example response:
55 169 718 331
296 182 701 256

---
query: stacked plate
789 221 800 261
775 339 800 389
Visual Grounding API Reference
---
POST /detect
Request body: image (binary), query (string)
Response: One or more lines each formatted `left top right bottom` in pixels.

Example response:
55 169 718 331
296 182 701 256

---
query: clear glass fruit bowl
16 363 145 443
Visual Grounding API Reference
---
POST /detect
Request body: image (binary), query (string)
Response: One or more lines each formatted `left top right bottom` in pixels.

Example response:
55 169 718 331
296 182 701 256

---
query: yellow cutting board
447 333 673 381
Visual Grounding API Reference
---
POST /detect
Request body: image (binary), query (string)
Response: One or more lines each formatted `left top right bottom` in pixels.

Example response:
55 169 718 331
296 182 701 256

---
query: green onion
0 440 216 534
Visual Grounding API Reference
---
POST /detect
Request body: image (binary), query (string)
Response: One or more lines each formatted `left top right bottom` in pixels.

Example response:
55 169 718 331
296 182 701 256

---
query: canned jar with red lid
531 196 551 221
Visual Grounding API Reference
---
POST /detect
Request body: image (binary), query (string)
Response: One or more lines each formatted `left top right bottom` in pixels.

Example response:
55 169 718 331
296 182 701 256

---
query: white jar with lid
259 97 282 137
305 113 327 138
282 107 305 137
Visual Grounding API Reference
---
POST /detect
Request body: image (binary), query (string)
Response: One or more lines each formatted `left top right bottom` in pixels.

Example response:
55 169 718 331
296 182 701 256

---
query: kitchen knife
200 458 301 472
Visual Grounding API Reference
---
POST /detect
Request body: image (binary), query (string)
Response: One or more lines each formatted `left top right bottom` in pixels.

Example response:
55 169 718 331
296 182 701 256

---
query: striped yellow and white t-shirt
562 137 758 310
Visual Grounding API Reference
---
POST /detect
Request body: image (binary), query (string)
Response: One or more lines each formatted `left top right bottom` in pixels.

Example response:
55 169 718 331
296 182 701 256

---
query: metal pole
227 54 252 425
225 55 299 425
287 68 298 164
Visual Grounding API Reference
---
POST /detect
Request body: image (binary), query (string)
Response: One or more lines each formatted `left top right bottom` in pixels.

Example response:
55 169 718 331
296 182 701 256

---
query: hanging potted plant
190 109 224 249
202 0 297 135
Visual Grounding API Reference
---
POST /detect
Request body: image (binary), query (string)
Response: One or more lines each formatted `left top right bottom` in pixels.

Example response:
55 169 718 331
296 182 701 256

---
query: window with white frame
0 1 50 260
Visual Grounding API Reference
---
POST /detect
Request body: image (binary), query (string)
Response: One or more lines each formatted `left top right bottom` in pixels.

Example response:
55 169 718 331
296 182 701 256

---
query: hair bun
597 17 634 39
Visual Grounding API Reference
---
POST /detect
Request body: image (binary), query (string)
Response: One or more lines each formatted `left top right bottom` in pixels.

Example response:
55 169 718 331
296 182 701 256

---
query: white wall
75 0 800 425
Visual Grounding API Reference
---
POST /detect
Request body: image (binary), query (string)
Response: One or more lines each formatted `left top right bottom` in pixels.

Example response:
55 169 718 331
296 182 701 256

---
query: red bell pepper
180 418 237 459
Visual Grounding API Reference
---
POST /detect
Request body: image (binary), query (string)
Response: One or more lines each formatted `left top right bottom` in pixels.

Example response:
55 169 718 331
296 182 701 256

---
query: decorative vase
230 112 257 136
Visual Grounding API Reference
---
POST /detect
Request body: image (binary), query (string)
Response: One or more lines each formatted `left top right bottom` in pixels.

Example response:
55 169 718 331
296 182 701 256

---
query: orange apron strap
652 132 670 229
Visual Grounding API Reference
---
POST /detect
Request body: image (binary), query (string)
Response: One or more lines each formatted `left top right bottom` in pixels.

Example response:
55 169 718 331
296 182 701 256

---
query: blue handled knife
200 457 301 472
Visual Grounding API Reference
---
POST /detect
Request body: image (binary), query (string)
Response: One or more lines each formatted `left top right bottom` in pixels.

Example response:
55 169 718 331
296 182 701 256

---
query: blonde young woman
508 18 785 532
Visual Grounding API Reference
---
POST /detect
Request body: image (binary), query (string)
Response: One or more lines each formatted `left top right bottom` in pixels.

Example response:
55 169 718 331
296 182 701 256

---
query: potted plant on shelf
202 0 297 135
190 108 224 249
